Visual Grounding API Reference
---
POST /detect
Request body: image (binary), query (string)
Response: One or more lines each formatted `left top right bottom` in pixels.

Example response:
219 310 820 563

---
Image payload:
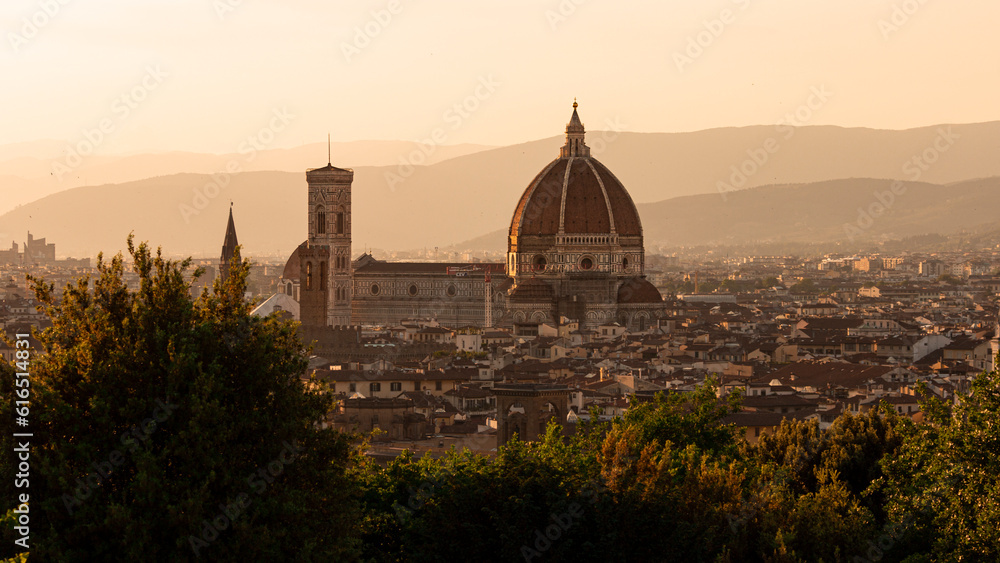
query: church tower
299 155 354 327
219 205 239 283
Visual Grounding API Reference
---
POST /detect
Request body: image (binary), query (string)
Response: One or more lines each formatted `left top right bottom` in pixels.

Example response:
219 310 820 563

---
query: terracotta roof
354 261 505 275
444 386 491 399
509 277 555 301
742 395 816 410
307 163 352 173
760 361 894 390
617 277 663 304
509 157 642 237
282 242 304 280
315 368 474 382
798 317 865 330
509 107 641 239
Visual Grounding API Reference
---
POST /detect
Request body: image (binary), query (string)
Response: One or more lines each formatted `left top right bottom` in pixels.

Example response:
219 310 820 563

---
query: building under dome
277 102 663 332
501 101 663 330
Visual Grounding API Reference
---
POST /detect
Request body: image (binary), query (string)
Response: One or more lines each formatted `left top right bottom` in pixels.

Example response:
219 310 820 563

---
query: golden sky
3 0 998 155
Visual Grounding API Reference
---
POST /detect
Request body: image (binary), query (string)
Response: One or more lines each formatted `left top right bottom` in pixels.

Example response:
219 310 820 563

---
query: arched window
305 263 312 290
336 212 345 234
320 262 326 288
316 206 326 234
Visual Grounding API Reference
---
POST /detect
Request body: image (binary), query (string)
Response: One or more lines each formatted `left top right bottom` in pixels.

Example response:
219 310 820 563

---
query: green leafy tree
356 423 607 562
0 238 360 562
771 469 873 562
751 405 904 506
609 378 742 459
878 374 1000 561
789 279 818 294
936 274 961 286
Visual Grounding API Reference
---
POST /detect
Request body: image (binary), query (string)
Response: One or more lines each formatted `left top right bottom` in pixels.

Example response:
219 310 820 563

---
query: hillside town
300 250 1000 454
8 230 999 457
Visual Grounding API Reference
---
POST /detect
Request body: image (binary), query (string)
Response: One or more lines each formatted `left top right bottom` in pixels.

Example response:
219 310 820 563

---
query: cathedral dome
509 103 642 239
281 241 304 280
617 277 663 304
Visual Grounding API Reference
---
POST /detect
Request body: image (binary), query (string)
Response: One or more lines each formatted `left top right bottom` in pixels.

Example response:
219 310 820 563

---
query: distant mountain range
446 176 1000 254
1 122 999 259
0 140 494 215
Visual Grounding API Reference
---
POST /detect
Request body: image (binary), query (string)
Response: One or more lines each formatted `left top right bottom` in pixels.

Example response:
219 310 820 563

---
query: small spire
220 206 240 282
560 99 589 158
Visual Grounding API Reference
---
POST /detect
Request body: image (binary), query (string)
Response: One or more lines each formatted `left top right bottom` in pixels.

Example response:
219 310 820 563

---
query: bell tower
300 151 354 327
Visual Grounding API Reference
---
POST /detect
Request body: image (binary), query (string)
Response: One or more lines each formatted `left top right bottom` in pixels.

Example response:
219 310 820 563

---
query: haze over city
3 0 1000 260
3 0 999 154
4 3 1000 561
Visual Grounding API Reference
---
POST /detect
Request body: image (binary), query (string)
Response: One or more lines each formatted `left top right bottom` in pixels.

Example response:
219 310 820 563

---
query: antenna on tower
327 133 331 165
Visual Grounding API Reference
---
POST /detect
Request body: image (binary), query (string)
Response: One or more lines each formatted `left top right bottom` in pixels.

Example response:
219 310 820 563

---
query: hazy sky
3 0 998 155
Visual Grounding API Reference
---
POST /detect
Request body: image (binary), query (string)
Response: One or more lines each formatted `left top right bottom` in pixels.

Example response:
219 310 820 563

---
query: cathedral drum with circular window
503 102 663 330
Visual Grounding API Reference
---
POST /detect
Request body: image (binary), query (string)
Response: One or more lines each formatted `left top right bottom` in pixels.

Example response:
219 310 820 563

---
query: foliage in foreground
3 237 1000 561
356 373 1000 563
1 238 359 562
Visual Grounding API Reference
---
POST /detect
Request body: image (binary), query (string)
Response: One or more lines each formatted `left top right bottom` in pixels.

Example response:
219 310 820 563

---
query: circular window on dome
408 284 418 296
533 255 547 272
446 284 457 297
580 257 594 270
370 283 380 296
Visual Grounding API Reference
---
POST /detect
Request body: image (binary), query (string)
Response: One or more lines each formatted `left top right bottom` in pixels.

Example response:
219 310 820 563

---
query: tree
878 374 1000 561
607 378 743 460
751 404 904 505
936 274 961 286
355 423 608 563
789 279 818 294
0 238 359 562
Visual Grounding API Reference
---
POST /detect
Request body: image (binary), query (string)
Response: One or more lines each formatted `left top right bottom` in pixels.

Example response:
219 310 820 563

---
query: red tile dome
617 277 663 304
509 103 642 239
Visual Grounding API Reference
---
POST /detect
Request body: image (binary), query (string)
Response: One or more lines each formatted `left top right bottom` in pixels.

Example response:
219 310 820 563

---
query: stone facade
299 164 354 327
350 255 507 328
501 103 663 331
330 397 425 441
494 383 572 445
282 103 665 331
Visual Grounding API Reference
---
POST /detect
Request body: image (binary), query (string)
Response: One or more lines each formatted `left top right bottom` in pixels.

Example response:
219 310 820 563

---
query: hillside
0 140 494 215
3 121 999 218
3 171 998 260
